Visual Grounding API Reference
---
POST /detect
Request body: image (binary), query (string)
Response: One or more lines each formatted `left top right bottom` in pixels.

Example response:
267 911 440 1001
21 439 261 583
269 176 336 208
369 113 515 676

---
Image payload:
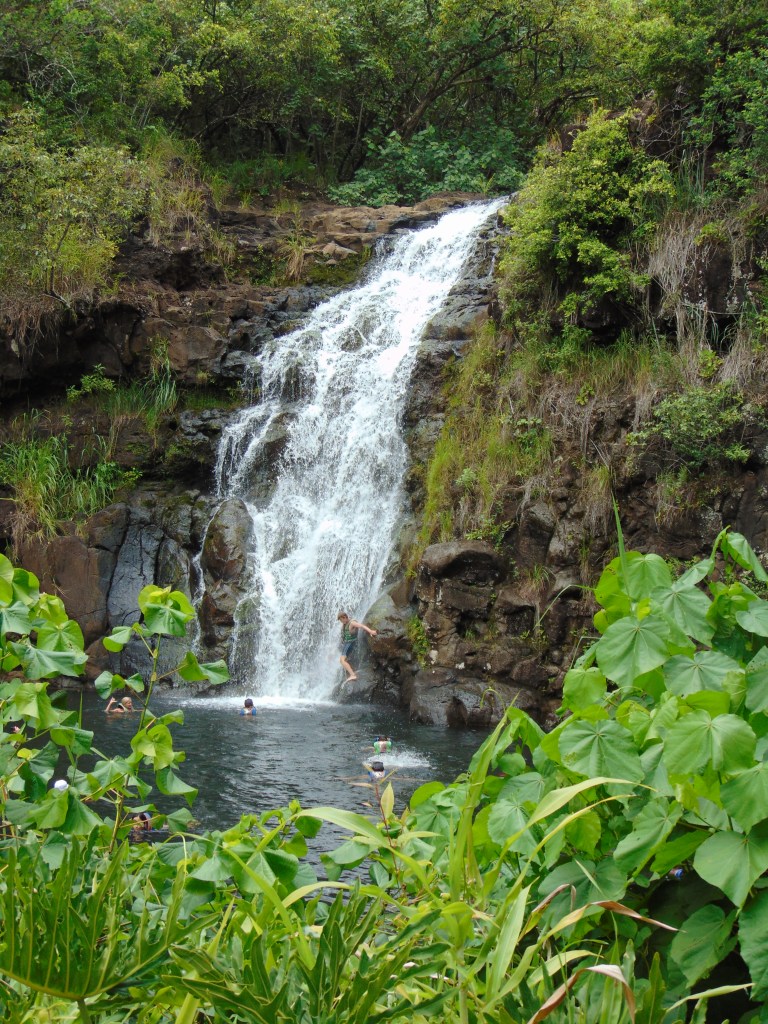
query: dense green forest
2 1 768 1022
1 0 766 322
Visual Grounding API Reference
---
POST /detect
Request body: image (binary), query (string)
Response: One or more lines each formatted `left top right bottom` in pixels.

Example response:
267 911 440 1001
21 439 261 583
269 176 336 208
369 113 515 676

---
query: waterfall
213 199 503 700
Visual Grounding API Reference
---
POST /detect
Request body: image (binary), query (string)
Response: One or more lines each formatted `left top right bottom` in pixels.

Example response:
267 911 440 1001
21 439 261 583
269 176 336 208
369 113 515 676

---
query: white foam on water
364 748 434 770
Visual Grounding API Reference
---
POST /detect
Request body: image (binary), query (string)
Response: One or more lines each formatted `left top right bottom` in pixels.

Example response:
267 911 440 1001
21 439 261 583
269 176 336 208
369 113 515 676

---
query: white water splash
213 200 503 699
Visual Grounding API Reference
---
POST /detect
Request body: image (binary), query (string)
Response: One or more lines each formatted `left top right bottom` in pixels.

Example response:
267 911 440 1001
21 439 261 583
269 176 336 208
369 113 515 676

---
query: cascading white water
213 199 503 699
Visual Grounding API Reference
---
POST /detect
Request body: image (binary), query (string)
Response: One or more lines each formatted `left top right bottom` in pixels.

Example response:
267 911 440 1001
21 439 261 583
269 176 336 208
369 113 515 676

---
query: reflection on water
82 692 488 831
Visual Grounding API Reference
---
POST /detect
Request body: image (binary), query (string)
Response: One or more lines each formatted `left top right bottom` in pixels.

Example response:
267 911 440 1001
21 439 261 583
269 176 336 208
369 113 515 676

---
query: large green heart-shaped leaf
736 601 768 638
594 557 627 609
9 641 87 680
595 613 670 687
722 531 768 582
694 823 768 906
669 904 734 986
0 602 34 638
138 586 195 636
36 618 84 652
35 594 69 625
61 796 104 836
663 710 756 775
560 666 606 712
10 568 39 605
664 651 743 697
486 800 537 854
614 798 682 873
746 647 768 714
596 554 672 607
0 553 14 604
721 762 768 832
177 652 229 686
263 848 300 886
94 670 123 698
740 890 768 999
28 789 69 829
11 683 66 729
49 726 93 756
559 719 643 780
156 766 197 805
191 852 237 883
102 625 134 652
624 552 672 601
651 579 713 644
131 723 176 770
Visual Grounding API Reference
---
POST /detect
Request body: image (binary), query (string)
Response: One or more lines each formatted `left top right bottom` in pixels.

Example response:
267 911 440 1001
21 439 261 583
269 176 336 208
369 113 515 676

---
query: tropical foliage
3 524 768 1021
1 0 766 323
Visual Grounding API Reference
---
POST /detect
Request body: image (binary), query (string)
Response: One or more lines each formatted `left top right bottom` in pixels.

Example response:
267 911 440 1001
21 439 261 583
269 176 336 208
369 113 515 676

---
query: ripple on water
77 693 488 833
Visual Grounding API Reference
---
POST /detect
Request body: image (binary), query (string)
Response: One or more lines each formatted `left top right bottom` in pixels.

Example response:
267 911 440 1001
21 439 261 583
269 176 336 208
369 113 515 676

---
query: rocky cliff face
3 194 766 727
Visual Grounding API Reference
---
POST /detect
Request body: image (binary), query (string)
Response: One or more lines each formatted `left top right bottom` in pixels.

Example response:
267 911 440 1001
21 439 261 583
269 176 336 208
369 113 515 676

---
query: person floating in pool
106 695 134 714
239 697 257 716
337 611 377 682
372 735 392 754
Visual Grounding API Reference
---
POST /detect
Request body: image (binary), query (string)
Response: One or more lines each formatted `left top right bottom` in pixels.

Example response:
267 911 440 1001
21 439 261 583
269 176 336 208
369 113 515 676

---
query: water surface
84 692 488 831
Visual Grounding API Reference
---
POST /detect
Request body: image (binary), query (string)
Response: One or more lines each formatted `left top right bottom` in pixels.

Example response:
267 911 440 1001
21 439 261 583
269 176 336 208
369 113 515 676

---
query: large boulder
419 540 506 584
198 497 254 655
403 666 540 726
16 503 129 644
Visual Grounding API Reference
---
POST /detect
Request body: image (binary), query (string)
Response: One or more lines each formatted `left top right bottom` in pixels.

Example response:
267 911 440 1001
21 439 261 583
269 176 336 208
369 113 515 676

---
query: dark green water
81 691 488 831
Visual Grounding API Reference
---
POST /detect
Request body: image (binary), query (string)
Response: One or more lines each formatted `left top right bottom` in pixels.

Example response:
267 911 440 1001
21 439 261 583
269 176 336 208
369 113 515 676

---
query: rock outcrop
4 192 768 728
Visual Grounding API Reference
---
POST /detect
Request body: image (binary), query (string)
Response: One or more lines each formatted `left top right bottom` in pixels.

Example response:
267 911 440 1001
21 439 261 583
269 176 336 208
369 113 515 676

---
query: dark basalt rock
419 540 506 584
198 498 254 658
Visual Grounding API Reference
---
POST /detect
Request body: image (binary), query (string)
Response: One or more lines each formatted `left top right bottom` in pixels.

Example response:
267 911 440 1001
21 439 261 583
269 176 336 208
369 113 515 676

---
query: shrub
406 615 430 667
499 110 674 332
0 109 140 335
66 364 116 403
689 49 768 196
329 126 523 207
628 379 752 470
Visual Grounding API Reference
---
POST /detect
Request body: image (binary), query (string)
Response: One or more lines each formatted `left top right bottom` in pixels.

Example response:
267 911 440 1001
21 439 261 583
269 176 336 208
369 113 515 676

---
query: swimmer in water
239 697 257 716
106 696 134 713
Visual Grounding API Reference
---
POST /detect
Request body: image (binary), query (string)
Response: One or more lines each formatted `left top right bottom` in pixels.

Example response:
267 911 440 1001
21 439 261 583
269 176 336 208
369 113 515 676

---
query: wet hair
121 697 133 709
244 698 254 708
135 812 152 830
371 760 385 773
337 611 349 621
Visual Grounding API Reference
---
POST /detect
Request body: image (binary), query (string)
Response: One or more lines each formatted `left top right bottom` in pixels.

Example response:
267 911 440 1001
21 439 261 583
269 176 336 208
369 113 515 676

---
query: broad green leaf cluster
3 532 768 1022
0 553 227 840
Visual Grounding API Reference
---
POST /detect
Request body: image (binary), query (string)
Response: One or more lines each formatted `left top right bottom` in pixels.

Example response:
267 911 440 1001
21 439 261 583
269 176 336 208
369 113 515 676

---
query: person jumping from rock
337 611 377 682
